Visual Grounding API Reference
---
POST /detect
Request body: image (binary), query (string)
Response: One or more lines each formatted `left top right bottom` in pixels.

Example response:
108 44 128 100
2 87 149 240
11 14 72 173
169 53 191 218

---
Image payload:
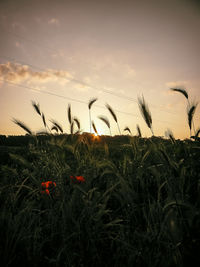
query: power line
0 78 180 126
0 29 179 115
0 54 177 116
0 55 138 102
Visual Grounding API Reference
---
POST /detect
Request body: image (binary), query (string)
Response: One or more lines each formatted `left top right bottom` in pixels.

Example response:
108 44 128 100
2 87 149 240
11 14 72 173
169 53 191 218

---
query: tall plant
170 88 197 137
32 101 50 133
136 124 142 137
88 98 98 133
106 103 121 135
187 102 198 137
98 115 111 136
124 127 132 135
138 95 153 136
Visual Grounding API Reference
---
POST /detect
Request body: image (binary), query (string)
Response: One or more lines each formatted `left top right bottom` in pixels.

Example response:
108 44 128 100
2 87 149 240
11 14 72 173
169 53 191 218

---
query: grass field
0 133 200 267
1 90 200 266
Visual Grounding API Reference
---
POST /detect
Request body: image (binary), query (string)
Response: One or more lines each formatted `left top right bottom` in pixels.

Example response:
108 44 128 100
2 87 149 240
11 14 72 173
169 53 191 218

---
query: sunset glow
0 0 200 139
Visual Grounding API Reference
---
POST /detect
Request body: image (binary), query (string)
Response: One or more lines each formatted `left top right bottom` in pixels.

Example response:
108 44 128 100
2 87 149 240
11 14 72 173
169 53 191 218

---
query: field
0 133 200 267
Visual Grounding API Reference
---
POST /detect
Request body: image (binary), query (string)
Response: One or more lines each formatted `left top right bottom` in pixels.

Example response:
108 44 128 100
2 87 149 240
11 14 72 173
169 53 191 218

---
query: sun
91 127 104 136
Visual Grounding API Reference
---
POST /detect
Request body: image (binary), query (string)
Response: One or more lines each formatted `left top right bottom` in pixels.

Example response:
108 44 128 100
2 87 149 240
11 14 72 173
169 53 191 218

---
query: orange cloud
0 62 73 84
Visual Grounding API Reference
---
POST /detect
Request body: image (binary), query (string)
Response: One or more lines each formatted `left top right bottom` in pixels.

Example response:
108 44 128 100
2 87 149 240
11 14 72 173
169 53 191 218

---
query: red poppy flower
41 189 50 195
76 176 85 182
45 189 50 195
70 175 85 183
41 182 46 189
41 181 56 195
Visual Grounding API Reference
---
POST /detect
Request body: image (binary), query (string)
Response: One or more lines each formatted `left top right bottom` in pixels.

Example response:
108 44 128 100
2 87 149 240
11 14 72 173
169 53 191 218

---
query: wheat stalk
187 102 198 137
124 127 132 135
88 98 98 133
32 100 51 132
98 115 111 135
50 119 63 133
12 118 32 135
170 87 198 136
136 124 142 137
67 104 72 124
73 116 80 131
51 126 59 133
106 103 121 135
32 101 41 116
170 88 188 100
70 121 74 134
138 95 153 135
92 121 98 135
88 98 98 110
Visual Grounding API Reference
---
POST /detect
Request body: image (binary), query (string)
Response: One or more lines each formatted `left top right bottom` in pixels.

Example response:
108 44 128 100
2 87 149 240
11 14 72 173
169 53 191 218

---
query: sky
0 0 200 139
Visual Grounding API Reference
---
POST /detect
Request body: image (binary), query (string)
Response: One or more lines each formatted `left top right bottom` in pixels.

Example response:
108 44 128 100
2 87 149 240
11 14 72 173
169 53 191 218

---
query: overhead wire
0 54 177 116
0 78 180 126
0 28 178 115
0 27 183 127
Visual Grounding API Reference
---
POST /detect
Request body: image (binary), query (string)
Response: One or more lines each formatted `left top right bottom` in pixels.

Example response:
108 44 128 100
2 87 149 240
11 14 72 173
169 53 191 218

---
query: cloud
0 62 73 84
48 18 59 25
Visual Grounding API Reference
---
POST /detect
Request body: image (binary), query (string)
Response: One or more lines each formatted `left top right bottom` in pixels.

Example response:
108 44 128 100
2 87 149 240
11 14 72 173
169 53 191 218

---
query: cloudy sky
0 0 200 139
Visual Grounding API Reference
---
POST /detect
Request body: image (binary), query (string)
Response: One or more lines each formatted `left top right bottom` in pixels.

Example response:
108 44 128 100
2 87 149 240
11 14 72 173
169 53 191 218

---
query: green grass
0 134 200 267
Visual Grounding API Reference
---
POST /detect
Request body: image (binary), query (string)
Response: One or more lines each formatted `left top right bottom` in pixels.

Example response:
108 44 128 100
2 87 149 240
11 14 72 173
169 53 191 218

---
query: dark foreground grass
0 134 200 267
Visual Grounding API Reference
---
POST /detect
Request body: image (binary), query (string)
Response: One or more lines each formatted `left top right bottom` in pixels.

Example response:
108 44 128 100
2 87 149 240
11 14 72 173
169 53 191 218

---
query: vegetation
0 90 200 266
